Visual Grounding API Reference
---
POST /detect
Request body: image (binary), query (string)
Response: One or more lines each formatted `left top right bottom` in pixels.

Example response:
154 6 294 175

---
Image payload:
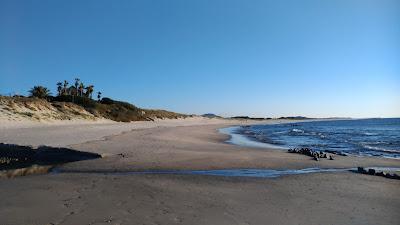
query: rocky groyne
356 167 400 180
288 148 335 161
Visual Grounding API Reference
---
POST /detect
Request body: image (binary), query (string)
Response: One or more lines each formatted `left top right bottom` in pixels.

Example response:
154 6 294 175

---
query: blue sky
0 0 399 118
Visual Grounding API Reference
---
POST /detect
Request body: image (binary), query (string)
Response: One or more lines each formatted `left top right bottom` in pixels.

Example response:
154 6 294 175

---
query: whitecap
273 131 287 134
362 145 400 153
291 128 304 133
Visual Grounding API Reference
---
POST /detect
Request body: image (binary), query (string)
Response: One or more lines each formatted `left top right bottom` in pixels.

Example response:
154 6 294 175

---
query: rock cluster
288 148 334 161
357 167 400 180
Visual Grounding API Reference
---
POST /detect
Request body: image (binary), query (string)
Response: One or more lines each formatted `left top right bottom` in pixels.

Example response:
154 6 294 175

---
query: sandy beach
1 118 399 225
2 0 399 224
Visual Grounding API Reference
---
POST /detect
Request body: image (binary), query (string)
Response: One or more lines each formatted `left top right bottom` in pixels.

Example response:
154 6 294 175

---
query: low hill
0 96 187 123
278 116 312 120
202 113 222 119
230 116 271 120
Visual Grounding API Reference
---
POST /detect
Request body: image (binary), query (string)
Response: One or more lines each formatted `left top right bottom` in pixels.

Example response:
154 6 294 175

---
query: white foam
291 128 304 133
219 126 284 150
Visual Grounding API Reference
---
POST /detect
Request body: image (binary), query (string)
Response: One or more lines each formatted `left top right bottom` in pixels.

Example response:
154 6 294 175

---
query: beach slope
0 118 399 225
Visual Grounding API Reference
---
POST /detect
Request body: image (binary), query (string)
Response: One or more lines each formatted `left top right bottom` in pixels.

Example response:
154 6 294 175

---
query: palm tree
68 85 78 96
85 85 94 99
97 91 102 101
74 78 80 96
79 82 85 97
63 80 69 95
29 86 51 99
56 82 62 96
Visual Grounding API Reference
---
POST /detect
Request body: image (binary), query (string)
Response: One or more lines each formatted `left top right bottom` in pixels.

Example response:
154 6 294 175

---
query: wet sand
1 172 399 225
1 119 399 225
65 124 400 171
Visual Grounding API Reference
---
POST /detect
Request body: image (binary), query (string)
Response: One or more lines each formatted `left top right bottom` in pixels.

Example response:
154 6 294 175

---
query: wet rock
288 147 331 161
356 167 400 180
383 173 400 180
385 173 394 179
376 171 385 177
368 169 376 175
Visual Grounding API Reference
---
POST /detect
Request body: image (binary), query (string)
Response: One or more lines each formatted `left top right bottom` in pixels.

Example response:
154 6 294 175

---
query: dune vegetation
1 78 187 122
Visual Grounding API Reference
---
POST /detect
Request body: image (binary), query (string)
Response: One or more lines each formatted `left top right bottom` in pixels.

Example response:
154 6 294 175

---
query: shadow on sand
0 143 101 178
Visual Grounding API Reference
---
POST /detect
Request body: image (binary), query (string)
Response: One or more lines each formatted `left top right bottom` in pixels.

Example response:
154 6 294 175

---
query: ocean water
233 118 400 158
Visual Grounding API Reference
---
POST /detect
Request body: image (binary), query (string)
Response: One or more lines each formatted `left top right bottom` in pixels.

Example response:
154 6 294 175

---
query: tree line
29 78 102 101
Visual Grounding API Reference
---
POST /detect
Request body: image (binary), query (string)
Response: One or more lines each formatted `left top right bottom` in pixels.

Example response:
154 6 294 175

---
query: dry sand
0 117 399 225
0 117 243 147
